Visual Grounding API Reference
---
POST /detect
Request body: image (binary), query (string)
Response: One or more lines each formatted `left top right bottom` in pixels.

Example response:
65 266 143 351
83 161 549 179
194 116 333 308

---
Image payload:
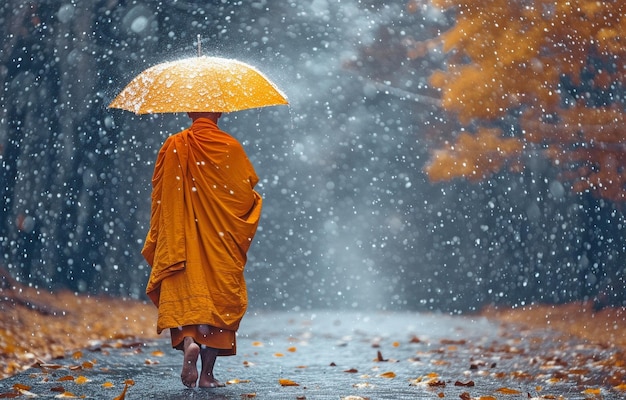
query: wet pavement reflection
1 311 624 399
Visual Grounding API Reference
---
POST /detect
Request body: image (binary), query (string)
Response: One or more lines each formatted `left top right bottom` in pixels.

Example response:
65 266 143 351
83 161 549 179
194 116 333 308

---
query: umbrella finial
197 34 202 57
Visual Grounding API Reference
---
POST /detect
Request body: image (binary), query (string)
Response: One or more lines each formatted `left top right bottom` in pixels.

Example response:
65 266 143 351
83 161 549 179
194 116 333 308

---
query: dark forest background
1 1 624 312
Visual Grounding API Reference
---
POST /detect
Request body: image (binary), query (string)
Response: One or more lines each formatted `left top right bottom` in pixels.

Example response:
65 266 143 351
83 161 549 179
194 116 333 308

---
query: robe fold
142 118 262 336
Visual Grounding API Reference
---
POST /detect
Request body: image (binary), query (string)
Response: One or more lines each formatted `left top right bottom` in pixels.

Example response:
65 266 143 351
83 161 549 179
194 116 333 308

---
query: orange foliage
424 0 626 202
0 285 159 379
425 128 523 182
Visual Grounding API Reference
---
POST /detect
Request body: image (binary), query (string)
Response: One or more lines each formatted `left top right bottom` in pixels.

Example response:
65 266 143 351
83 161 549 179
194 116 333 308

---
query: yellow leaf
102 382 115 388
252 341 263 347
392 341 400 347
379 371 396 378
278 378 299 387
274 353 284 357
583 388 601 394
72 351 83 360
151 350 164 357
287 347 297 352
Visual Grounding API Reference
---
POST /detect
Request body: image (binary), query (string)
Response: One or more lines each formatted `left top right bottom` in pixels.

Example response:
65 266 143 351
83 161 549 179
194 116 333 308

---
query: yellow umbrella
108 56 288 114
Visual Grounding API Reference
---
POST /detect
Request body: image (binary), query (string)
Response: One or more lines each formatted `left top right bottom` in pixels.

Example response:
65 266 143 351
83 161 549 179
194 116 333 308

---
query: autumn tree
420 0 626 203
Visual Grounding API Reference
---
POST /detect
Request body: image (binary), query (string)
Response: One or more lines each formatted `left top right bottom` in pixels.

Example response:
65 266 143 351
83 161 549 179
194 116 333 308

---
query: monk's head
187 112 222 122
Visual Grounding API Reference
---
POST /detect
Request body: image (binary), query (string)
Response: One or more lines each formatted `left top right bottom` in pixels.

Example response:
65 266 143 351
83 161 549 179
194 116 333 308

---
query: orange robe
141 118 262 352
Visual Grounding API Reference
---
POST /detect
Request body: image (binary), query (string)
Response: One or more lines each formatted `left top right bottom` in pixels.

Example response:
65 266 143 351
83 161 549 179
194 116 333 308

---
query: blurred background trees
2 1 625 311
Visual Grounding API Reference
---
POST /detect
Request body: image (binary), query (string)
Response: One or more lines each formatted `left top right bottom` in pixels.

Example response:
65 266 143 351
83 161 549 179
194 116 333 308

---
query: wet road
1 311 624 399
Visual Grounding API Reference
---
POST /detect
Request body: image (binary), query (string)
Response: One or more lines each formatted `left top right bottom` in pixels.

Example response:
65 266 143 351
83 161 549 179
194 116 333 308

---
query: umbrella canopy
108 56 288 114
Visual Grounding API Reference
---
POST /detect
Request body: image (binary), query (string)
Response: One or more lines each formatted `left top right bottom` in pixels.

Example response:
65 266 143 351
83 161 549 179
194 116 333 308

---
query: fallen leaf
287 346 297 352
392 341 400 347
252 341 263 347
113 384 129 400
240 393 256 398
40 363 63 370
614 383 626 391
57 376 74 382
278 378 299 386
151 350 164 357
72 351 82 360
51 386 65 392
227 378 251 384
375 351 387 362
353 382 375 389
75 376 90 384
495 387 521 394
582 388 601 395
455 380 475 387
12 384 30 391
344 368 358 373
102 382 114 388
274 353 284 357
340 396 369 400
124 379 135 386
55 392 78 398
379 371 396 378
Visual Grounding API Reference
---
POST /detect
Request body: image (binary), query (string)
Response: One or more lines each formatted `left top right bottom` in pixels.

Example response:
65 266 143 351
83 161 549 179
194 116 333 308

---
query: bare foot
199 346 224 388
181 338 200 388
199 374 225 388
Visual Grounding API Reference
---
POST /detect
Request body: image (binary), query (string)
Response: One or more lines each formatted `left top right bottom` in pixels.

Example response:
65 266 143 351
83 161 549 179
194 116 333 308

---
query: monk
141 111 262 388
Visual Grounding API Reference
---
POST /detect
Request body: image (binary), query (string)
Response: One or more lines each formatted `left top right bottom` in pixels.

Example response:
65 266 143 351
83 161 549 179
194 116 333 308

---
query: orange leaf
278 378 299 387
583 388 601 395
124 379 135 386
392 341 400 347
12 384 30 391
614 383 626 391
58 375 75 382
113 384 129 400
102 382 115 388
287 347 297 352
379 371 396 378
241 393 257 398
75 376 90 384
252 341 263 347
151 350 164 357
72 351 83 360
81 361 94 369
495 387 521 394
274 353 284 357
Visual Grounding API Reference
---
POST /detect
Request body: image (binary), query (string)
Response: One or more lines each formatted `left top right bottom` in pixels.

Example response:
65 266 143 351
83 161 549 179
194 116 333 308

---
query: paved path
1 311 624 399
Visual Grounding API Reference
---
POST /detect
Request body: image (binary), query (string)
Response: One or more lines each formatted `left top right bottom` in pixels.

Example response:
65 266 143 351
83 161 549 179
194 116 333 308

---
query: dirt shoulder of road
480 301 626 350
